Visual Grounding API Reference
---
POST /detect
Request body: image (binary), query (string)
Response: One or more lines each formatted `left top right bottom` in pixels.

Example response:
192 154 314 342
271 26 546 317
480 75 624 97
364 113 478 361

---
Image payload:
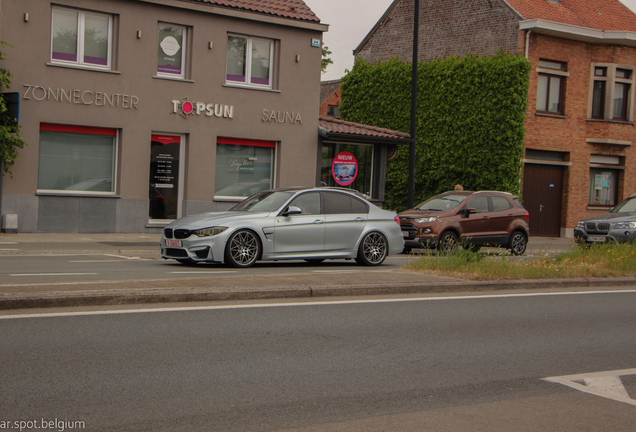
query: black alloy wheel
356 232 388 266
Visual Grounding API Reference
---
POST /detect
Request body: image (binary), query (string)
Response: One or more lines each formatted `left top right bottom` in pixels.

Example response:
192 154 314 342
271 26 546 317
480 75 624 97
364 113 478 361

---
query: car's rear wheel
225 229 260 268
439 231 458 253
356 232 388 266
508 231 527 255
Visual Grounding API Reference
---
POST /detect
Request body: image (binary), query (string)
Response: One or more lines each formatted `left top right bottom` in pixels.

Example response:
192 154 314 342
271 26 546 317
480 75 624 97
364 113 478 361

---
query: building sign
172 98 234 119
332 151 358 186
23 85 139 109
149 134 180 219
261 109 303 124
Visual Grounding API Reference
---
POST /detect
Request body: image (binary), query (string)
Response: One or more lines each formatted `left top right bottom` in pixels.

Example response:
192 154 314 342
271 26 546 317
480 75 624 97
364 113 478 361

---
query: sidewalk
1 233 635 310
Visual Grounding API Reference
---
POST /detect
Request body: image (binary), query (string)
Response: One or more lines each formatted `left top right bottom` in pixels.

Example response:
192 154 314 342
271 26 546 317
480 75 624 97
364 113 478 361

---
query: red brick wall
319 87 341 117
524 32 636 231
355 0 521 65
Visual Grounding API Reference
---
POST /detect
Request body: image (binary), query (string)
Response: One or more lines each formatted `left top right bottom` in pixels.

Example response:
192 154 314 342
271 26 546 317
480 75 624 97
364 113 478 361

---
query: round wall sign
332 151 358 186
160 36 181 56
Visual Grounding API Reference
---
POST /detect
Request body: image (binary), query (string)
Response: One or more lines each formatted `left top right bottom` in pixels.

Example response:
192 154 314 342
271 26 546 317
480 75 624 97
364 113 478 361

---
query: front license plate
587 236 606 242
402 231 410 238
166 239 182 247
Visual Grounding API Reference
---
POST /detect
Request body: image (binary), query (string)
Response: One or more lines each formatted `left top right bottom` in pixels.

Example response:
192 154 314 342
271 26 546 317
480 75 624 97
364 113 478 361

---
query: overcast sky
304 0 636 82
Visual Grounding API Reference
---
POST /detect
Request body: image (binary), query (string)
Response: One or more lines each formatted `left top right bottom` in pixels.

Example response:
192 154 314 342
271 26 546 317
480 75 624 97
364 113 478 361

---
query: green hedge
340 53 530 212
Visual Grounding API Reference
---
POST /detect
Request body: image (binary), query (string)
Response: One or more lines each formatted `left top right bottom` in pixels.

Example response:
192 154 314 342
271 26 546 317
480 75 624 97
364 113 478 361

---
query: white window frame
536 59 569 116
156 23 187 79
50 6 113 70
588 63 635 122
225 34 274 89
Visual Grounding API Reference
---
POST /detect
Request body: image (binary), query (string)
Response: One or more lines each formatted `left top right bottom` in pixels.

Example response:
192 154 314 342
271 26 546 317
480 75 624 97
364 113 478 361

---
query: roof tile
506 0 636 31
319 116 411 140
184 0 320 22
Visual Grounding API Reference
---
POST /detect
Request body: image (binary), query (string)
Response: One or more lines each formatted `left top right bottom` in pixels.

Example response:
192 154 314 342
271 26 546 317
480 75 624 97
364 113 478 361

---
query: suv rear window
513 198 525 209
492 196 512 212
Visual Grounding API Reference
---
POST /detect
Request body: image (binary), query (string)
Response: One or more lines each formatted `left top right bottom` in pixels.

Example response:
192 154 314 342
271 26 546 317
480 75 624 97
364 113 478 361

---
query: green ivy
0 41 27 177
340 53 530 212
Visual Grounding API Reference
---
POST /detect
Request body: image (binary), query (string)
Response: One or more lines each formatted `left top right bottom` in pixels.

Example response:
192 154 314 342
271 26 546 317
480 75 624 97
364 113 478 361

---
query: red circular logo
332 151 358 186
182 101 193 114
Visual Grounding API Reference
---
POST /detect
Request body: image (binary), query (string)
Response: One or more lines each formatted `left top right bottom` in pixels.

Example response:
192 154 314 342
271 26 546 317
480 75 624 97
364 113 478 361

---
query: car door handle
313 220 324 224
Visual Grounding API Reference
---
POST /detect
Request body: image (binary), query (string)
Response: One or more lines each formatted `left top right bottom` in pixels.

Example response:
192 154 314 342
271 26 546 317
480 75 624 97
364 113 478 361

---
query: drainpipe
525 30 531 59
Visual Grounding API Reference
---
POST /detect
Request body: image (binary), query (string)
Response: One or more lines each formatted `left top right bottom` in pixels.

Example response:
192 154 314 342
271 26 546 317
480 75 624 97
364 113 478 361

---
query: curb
2 277 635 310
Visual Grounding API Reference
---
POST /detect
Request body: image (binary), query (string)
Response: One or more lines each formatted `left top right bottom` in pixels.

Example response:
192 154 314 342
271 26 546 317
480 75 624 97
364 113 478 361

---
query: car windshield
416 194 468 211
612 197 636 213
230 191 294 213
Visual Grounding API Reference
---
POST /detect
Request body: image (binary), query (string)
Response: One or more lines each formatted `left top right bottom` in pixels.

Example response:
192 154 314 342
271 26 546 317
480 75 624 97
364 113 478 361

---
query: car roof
260 186 370 199
438 190 515 197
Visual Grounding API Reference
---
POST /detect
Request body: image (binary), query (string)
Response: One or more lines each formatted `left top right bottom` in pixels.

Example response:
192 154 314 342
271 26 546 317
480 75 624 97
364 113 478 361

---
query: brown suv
399 191 530 255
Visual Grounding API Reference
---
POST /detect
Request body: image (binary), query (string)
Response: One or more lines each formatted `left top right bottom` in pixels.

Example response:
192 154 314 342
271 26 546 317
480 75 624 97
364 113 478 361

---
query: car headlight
613 222 636 230
576 221 585 229
192 227 228 237
414 216 438 224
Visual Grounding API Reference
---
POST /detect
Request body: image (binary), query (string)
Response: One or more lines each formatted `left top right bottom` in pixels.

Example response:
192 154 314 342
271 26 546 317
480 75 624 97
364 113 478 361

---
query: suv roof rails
472 190 513 195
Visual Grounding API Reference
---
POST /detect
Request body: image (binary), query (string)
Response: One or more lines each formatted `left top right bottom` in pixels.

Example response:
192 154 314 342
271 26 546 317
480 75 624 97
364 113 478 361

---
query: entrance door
149 134 183 220
523 164 564 237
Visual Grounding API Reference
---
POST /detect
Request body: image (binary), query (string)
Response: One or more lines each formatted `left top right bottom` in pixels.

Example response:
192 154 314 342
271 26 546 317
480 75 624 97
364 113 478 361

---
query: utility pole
408 0 419 209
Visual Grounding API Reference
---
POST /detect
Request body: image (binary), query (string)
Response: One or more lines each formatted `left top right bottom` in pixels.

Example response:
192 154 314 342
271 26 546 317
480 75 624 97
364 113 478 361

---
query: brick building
353 0 636 238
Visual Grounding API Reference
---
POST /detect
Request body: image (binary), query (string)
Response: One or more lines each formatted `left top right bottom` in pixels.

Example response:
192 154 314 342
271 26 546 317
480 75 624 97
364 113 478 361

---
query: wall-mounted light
24 13 29 22
137 30 142 39
209 41 214 49
295 55 300 62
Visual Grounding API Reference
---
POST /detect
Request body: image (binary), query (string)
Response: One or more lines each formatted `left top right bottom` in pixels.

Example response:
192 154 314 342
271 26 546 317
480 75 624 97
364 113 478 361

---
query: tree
321 45 333 73
0 41 27 177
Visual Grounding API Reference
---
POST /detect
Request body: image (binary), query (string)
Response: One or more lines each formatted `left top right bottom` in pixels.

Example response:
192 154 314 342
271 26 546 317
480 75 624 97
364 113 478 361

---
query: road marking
0 242 18 244
169 271 238 274
9 273 99 277
0 249 19 251
1 289 635 320
69 260 136 263
544 369 636 406
311 270 394 274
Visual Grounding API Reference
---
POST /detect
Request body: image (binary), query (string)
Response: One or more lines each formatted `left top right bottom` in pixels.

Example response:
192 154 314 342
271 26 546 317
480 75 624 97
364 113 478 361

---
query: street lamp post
408 0 419 209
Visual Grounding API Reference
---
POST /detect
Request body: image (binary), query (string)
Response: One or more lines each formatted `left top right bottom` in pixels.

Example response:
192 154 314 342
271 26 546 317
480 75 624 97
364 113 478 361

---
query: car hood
398 209 455 219
581 212 636 222
166 211 271 229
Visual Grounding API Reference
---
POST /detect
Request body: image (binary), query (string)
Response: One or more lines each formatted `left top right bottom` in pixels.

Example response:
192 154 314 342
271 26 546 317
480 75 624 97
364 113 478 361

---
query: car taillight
394 216 401 226
524 212 529 220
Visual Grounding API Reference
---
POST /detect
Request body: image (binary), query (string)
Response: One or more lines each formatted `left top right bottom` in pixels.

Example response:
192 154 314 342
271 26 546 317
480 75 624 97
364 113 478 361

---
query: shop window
215 137 276 198
37 123 117 194
589 64 634 122
157 24 187 79
588 155 621 206
51 7 112 70
536 59 567 115
321 143 373 196
226 34 274 88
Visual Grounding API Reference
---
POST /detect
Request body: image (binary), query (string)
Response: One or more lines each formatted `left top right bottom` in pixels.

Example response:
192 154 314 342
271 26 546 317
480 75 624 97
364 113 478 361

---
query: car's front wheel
439 231 458 253
356 232 388 266
225 229 260 268
508 231 527 255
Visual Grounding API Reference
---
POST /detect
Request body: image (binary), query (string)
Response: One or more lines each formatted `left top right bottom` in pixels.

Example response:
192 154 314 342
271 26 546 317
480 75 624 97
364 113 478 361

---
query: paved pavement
1 232 635 310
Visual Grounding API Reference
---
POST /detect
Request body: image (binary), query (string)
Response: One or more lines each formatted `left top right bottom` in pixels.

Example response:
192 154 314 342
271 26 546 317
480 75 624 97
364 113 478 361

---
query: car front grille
164 228 173 239
174 229 191 239
400 222 418 237
165 248 188 258
585 222 610 233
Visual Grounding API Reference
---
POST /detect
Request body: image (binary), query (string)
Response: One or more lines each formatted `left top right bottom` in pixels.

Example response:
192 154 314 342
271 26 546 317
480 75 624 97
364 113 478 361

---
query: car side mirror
282 206 302 217
465 207 477 218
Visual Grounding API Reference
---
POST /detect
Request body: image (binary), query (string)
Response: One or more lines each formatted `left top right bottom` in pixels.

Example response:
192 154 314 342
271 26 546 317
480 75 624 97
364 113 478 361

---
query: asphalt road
2 290 635 431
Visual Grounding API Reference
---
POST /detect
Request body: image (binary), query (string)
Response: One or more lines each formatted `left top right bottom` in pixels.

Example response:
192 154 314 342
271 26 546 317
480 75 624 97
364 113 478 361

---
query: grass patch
403 242 636 281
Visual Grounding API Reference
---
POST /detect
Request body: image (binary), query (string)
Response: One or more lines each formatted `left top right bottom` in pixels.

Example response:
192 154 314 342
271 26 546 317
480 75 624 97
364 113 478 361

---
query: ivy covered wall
340 53 530 212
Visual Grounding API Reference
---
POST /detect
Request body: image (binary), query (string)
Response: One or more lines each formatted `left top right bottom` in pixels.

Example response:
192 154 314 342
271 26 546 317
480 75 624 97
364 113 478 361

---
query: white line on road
9 273 99 277
544 369 636 406
69 260 136 263
169 271 238 274
2 289 636 320
0 249 19 251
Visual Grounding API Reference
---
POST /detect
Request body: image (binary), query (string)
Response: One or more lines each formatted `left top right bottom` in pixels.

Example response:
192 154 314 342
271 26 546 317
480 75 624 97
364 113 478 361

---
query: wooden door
522 164 564 237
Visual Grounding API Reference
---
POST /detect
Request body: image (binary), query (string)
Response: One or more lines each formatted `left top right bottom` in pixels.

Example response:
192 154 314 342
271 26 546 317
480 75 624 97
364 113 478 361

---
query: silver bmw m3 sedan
161 187 405 267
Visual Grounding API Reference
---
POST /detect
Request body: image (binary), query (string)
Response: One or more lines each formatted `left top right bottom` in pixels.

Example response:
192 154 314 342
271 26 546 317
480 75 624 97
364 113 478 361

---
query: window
536 59 567 115
289 193 321 215
492 197 512 212
588 155 621 206
226 35 274 88
215 138 276 198
321 143 373 196
38 123 117 194
467 196 489 213
323 192 369 214
157 24 186 78
51 7 112 69
589 64 635 122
